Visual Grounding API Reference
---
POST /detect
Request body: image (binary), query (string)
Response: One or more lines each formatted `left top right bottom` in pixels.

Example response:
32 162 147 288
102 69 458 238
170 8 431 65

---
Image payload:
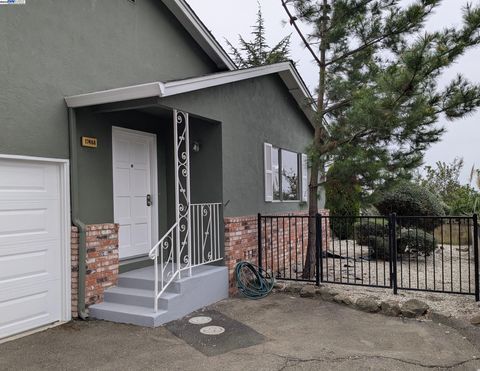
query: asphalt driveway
1 294 480 370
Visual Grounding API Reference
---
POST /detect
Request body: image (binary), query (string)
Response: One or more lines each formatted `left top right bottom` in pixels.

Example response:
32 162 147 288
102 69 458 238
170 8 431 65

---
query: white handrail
149 203 223 313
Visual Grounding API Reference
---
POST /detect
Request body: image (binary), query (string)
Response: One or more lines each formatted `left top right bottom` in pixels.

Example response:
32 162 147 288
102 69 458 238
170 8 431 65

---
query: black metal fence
258 213 480 300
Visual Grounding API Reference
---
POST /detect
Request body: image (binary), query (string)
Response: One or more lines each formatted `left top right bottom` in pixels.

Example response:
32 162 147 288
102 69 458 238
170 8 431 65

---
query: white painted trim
65 82 164 109
0 154 69 164
112 127 159 258
161 0 236 71
64 63 316 127
0 154 72 324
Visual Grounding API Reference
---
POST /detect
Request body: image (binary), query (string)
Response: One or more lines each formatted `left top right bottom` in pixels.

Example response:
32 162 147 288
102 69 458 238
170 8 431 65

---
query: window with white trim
264 143 308 202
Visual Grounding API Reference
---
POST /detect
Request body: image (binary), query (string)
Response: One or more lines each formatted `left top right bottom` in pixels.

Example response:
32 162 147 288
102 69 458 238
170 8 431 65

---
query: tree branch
323 98 352 115
281 0 323 67
325 5 435 67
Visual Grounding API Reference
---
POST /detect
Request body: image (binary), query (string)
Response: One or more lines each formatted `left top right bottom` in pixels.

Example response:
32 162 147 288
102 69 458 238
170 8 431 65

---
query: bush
355 219 389 245
367 236 391 260
397 229 437 255
375 182 445 228
365 228 437 260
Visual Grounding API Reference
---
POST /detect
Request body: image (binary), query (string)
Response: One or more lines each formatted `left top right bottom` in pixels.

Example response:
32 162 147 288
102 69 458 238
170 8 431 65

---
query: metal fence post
390 213 398 295
473 214 479 301
316 213 321 286
257 213 262 269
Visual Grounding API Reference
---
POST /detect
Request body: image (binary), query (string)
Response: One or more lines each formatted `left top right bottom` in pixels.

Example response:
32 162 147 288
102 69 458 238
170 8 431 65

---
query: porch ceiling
64 62 316 127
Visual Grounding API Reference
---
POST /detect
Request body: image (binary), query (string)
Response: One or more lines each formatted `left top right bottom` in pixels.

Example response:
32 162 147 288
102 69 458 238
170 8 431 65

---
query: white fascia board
161 0 236 71
162 62 292 96
65 82 165 108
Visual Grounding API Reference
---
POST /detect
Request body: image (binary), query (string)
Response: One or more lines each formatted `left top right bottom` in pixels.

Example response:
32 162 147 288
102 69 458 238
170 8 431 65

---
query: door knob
146 194 152 207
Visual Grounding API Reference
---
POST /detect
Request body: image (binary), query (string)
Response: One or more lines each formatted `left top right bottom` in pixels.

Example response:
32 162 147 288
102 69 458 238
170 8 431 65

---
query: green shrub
355 219 389 245
375 182 445 228
365 228 437 260
367 236 391 260
397 229 437 255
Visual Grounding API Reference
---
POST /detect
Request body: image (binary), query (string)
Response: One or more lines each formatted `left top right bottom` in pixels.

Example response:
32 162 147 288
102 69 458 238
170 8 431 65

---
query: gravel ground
322 240 476 295
319 282 480 321
272 239 480 321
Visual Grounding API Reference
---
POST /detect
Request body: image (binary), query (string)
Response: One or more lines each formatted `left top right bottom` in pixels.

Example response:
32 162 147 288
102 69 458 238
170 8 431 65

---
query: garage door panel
0 200 60 243
0 159 59 200
0 158 65 340
0 247 58 282
0 284 60 339
0 276 59 302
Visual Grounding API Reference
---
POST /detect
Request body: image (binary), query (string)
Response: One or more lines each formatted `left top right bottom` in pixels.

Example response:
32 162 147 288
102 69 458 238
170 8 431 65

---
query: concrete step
117 276 182 293
103 287 180 309
89 264 228 327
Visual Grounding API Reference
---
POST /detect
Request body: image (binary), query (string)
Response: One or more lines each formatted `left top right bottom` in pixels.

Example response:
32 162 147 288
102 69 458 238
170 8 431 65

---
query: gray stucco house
0 0 322 337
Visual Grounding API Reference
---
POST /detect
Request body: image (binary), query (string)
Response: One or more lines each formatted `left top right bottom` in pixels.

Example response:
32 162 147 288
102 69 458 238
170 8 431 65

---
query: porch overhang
64 62 317 127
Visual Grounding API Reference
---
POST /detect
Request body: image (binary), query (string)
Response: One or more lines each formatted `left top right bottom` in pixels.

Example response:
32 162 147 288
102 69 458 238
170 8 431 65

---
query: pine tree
281 0 480 278
227 2 292 67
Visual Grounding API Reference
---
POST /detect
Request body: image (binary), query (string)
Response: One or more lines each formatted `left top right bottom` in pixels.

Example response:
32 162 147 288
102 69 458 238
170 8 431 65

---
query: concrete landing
89 264 228 327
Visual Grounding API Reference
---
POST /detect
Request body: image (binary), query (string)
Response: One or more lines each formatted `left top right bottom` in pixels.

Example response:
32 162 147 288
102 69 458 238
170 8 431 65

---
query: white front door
112 127 158 260
0 157 67 339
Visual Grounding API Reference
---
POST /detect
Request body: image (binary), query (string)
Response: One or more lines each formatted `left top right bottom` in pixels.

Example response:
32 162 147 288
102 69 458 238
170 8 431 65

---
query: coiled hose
235 261 274 299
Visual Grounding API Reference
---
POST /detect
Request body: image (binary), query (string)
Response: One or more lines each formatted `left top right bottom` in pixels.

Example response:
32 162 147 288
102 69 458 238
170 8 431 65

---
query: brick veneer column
71 226 79 318
85 224 119 307
224 210 330 296
71 223 119 316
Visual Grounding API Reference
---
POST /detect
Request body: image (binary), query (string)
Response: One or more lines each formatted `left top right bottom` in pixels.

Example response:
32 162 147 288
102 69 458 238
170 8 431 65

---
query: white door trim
0 154 71 323
112 126 159 260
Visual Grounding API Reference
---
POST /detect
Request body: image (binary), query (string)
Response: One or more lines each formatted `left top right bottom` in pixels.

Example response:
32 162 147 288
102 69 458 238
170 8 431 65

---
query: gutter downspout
68 108 89 320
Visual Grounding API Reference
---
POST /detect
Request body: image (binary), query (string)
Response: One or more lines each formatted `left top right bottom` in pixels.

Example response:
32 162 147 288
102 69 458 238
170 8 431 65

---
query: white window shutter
301 153 308 202
264 143 273 202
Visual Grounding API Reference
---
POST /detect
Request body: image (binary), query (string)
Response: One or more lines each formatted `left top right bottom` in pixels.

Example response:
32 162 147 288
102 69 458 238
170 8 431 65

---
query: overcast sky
187 0 480 185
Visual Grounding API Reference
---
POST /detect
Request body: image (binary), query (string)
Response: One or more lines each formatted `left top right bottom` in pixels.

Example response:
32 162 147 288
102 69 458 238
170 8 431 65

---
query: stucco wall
161 74 322 217
0 0 218 159
0 0 322 221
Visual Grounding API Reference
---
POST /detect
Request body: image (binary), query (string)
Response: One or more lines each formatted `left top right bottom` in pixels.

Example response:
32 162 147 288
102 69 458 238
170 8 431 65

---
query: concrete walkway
1 294 480 370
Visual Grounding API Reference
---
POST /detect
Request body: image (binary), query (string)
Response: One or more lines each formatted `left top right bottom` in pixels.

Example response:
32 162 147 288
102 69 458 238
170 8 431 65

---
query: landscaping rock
380 300 401 317
470 315 480 326
317 286 339 301
401 299 429 318
355 296 380 313
333 293 354 306
300 285 316 298
284 284 303 293
273 282 286 291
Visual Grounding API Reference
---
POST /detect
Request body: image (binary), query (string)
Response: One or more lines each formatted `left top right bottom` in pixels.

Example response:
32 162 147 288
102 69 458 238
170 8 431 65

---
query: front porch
70 99 227 323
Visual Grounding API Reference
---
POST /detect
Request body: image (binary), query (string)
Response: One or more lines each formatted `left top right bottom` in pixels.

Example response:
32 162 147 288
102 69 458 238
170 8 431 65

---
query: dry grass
434 223 473 246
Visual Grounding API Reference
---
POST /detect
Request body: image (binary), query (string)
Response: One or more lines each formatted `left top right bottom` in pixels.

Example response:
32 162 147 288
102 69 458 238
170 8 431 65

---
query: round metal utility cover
188 316 212 325
200 326 225 335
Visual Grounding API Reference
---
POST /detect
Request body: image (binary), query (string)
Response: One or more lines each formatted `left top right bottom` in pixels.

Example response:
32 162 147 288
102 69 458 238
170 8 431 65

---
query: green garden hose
235 261 274 299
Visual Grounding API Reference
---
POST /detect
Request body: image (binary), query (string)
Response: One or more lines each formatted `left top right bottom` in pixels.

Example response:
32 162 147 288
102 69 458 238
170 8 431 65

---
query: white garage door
0 157 67 339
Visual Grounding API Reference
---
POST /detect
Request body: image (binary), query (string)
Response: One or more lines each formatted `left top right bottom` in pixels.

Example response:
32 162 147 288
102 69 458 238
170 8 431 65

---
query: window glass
272 147 280 200
281 149 299 200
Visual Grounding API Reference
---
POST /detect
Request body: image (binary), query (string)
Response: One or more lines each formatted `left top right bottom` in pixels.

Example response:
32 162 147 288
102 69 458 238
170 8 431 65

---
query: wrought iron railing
258 213 480 300
148 202 223 312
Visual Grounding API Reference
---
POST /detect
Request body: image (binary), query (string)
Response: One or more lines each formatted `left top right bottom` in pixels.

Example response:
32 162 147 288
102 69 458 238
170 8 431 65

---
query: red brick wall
85 224 119 307
71 227 79 318
71 223 119 317
224 210 330 295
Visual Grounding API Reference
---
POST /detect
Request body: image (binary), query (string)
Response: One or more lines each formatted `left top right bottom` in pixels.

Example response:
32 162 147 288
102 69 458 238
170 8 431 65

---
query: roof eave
64 62 316 127
161 0 236 71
